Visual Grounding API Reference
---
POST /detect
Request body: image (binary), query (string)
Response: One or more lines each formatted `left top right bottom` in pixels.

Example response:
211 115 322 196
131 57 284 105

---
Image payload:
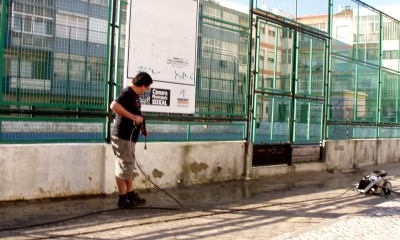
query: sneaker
128 191 146 204
117 199 136 209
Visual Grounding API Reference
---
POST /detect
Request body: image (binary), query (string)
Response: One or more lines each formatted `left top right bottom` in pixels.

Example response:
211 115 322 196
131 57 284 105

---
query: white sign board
126 0 199 114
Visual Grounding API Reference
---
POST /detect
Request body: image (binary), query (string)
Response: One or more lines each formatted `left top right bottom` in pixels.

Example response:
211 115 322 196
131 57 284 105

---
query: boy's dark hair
132 72 153 87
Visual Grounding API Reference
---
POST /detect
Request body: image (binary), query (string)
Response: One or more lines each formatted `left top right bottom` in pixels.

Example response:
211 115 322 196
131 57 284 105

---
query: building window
311 23 326 32
383 50 399 59
282 28 292 39
357 14 379 43
12 2 53 37
89 0 108 6
13 14 23 31
222 11 238 23
204 6 221 18
364 47 379 60
260 25 265 34
11 59 32 78
33 18 53 35
89 18 107 44
268 30 275 37
336 26 349 38
358 34 365 42
281 49 292 64
267 51 275 63
56 13 87 41
383 22 399 40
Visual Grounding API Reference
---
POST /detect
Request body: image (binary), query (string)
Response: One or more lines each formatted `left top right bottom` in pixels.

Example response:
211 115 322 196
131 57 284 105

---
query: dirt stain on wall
189 161 209 174
152 169 164 178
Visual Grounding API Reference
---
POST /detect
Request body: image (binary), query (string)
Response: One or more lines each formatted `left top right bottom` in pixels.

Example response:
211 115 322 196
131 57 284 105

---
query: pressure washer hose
130 123 183 210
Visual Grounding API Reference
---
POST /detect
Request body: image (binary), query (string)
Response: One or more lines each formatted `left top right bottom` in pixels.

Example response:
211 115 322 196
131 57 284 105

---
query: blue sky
219 0 399 9
362 0 400 20
217 0 400 19
361 0 399 8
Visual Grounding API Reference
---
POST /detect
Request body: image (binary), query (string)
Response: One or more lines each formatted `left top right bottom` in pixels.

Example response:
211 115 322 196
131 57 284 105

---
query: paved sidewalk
272 198 400 240
0 162 400 239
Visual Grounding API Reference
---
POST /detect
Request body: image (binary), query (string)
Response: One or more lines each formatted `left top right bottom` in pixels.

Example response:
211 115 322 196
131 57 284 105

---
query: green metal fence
0 116 105 143
327 0 400 139
252 11 327 144
0 0 400 144
2 0 109 109
251 0 400 143
0 0 250 143
196 1 250 117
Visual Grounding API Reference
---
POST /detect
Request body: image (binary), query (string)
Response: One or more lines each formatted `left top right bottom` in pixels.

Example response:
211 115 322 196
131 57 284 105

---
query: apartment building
2 0 109 108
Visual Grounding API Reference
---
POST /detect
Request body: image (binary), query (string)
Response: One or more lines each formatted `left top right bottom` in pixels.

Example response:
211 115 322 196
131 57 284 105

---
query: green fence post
106 0 118 143
247 0 254 143
377 13 383 138
0 0 6 103
187 123 191 141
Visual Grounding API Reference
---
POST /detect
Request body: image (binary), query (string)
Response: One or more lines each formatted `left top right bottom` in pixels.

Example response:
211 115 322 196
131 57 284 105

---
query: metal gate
251 11 328 166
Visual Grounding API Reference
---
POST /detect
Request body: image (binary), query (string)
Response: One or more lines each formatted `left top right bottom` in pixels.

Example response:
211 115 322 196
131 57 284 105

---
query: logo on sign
151 88 170 106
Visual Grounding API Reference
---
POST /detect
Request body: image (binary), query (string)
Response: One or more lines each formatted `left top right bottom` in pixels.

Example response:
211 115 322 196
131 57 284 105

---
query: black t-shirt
111 86 142 141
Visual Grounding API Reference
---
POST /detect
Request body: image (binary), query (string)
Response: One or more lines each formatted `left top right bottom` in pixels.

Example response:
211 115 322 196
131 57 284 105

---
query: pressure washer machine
357 170 392 195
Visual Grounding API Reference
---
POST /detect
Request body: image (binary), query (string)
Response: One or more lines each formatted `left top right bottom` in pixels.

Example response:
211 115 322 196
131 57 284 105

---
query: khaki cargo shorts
111 136 136 180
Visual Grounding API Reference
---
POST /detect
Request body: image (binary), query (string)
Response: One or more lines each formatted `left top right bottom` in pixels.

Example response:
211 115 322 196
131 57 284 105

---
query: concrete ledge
251 162 326 178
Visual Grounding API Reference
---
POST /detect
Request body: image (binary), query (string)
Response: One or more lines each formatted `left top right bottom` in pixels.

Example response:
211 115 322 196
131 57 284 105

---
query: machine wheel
383 181 392 195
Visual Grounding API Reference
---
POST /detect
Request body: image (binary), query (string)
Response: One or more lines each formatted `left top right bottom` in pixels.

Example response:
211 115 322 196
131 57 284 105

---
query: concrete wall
104 141 248 193
0 141 246 201
2 139 400 201
0 144 105 201
324 139 400 170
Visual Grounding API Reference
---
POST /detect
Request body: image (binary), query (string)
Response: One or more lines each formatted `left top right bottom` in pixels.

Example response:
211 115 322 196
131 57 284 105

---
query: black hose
0 185 359 233
1 177 393 232
382 185 400 195
130 124 183 210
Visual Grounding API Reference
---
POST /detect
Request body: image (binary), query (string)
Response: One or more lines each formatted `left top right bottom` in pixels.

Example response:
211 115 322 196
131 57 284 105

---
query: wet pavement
1 162 400 239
